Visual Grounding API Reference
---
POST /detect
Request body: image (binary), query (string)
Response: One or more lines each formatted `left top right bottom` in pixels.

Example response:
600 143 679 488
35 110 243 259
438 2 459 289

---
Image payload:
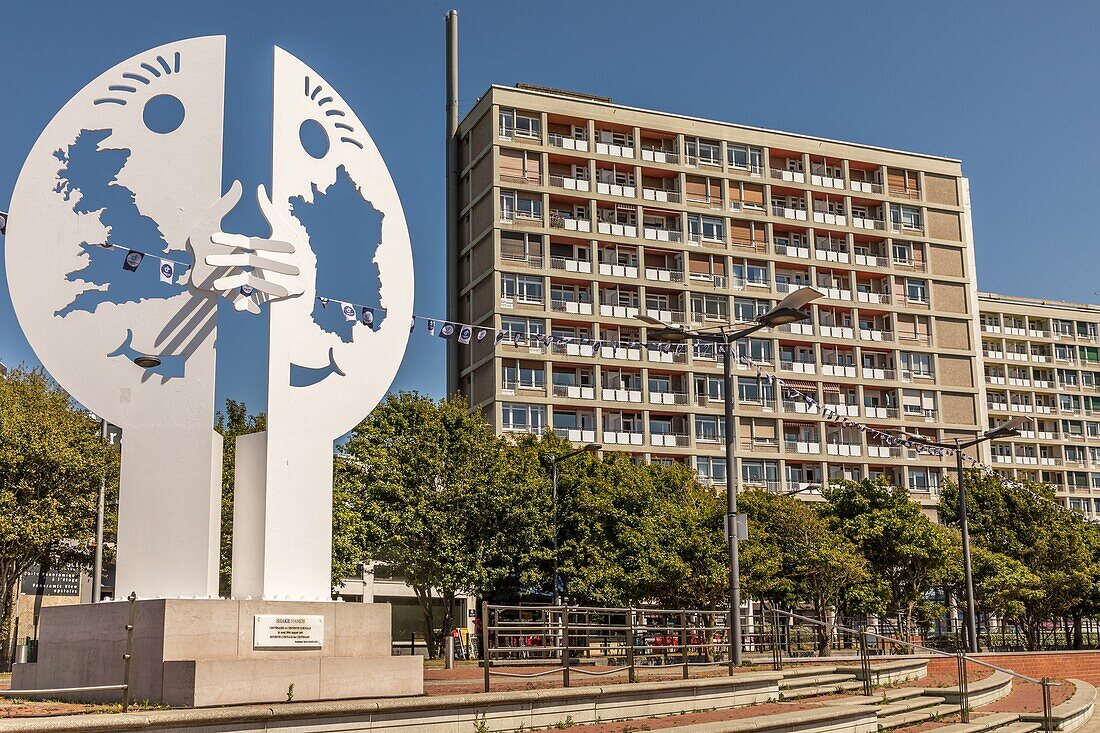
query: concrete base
11 599 422 707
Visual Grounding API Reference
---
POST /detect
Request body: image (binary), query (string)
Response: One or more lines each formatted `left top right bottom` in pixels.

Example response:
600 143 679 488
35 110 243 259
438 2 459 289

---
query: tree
0 368 117 666
739 490 868 655
341 392 549 657
214 400 266 597
940 471 1096 649
823 477 957 641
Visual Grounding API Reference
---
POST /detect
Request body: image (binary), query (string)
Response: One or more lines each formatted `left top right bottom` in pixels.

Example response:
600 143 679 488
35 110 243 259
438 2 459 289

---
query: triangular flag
458 326 473 344
158 260 174 284
342 303 357 321
122 250 145 272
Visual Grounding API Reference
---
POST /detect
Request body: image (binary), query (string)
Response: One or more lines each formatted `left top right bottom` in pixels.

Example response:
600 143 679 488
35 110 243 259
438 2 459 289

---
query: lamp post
901 414 1031 652
638 286 822 666
543 443 601 606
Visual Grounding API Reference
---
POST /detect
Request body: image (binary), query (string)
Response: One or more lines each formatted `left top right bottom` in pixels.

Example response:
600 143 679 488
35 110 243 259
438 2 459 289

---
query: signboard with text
21 564 81 597
253 614 324 649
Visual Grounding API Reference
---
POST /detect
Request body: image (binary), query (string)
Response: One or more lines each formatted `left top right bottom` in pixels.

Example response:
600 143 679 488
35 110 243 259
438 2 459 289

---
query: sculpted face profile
5 37 414 600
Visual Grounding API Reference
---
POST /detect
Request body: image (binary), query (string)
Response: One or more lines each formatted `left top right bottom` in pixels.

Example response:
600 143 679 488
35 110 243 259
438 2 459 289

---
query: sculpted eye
299 118 329 159
142 94 185 134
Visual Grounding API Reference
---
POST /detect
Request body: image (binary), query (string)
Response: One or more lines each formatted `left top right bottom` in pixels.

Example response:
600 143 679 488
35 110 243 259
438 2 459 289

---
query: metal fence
482 602 1060 732
0 591 137 711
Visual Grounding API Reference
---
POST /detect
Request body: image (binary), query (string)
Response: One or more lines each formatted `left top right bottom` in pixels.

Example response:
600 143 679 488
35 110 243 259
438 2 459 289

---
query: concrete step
876 694 948 718
989 723 1042 733
919 713 1028 733
779 665 840 679
878 702 959 730
821 687 928 707
780 672 858 689
780 679 865 699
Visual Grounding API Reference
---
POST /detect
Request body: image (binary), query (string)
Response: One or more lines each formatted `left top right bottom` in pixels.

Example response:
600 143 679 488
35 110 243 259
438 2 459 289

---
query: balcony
596 221 638 238
783 400 818 415
549 214 591 233
820 325 855 339
643 225 682 242
603 430 644 446
774 243 810 259
649 307 687 324
549 256 592 274
779 360 816 375
785 441 821 455
861 367 895 381
772 204 808 221
595 136 635 158
502 211 543 228
598 262 639 278
985 374 1007 385
821 363 857 378
854 251 888 267
740 398 779 413
600 344 642 360
641 147 678 164
643 187 681 204
596 181 636 198
646 345 686 364
811 171 845 189
552 384 595 400
863 405 899 419
554 427 597 442
645 266 684 283
857 290 891 305
600 303 640 319
648 391 688 406
868 445 902 458
502 253 544 269
548 132 588 152
818 287 853 302
852 215 886 231
547 174 590 192
550 298 593 315
552 342 596 358
650 433 690 448
812 209 847 227
822 403 860 417
850 178 883 195
815 245 851 264
771 168 806 184
860 328 893 343
827 443 863 457
601 387 643 403
777 322 814 336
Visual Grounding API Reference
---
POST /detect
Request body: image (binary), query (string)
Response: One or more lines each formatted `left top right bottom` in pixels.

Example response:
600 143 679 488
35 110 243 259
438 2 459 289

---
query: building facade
453 84 989 508
978 293 1100 518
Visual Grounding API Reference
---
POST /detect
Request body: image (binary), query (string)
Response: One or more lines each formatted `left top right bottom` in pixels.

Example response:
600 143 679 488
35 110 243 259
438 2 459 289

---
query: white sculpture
4 37 413 601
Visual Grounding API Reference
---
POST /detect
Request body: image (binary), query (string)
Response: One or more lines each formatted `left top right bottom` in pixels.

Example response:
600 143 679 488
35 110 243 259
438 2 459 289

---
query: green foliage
214 399 266 597
939 471 1097 648
823 477 957 637
0 367 118 664
341 392 550 657
740 490 868 654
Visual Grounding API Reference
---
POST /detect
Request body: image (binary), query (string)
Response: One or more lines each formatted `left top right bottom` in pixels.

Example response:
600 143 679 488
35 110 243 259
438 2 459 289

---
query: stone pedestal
11 599 422 707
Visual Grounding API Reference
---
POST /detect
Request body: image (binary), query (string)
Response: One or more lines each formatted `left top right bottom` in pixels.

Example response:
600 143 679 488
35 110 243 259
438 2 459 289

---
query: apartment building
978 293 1100 518
452 84 986 506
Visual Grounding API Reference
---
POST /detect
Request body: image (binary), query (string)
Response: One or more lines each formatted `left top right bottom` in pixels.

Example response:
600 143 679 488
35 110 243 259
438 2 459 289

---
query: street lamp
543 443 602 606
901 414 1031 652
638 286 822 666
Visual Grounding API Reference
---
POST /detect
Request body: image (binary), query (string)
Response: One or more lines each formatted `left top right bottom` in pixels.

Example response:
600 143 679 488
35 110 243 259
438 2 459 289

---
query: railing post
681 610 689 680
627 608 636 684
859 625 872 696
562 605 571 688
481 601 491 693
1042 676 1053 732
956 648 970 723
122 591 136 712
771 609 783 672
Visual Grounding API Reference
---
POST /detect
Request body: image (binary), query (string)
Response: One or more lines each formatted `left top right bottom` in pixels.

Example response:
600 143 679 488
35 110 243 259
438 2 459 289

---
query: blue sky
2 0 1098 415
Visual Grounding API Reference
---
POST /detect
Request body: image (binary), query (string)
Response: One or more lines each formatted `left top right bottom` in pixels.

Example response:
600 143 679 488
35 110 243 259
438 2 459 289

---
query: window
695 415 726 442
502 403 546 432
694 374 724 400
500 274 543 304
890 204 922 231
498 108 540 140
734 298 769 323
892 241 912 263
742 460 779 487
746 265 769 286
727 144 763 173
905 279 928 303
500 190 541 221
696 456 727 482
500 317 544 340
688 215 725 242
738 378 775 404
502 363 545 390
739 338 772 363
500 232 543 263
685 137 721 166
902 352 934 378
691 293 728 320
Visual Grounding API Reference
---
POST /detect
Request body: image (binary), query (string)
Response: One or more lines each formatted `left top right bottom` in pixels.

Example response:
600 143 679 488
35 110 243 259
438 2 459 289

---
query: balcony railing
549 214 591 232
599 303 641 319
600 344 643 361
547 133 588 151
596 181 636 198
849 179 883 195
779 360 816 374
645 267 684 283
552 384 595 399
502 253 544 269
643 226 682 242
641 147 678 164
598 262 640 278
772 205 808 221
553 427 597 442
549 256 592 274
771 168 806 184
601 387 643 403
501 172 542 186
642 187 681 203
603 430 644 446
854 252 888 267
774 243 810 259
547 174 590 192
502 211 543 227
648 391 688 406
861 367 896 381
785 441 821 455
596 221 638 238
851 216 886 231
650 433 690 448
863 405 899 419
550 298 594 315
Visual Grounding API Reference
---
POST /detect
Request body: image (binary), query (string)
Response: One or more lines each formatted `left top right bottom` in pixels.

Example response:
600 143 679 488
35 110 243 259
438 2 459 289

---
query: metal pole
561 605 570 688
1042 677 1053 732
957 439 979 653
627 608 636 683
552 459 559 606
92 418 107 603
680 610 689 680
723 341 742 666
122 591 136 712
956 648 970 723
717 338 743 664
858 626 872 696
444 9 460 395
481 601 491 692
